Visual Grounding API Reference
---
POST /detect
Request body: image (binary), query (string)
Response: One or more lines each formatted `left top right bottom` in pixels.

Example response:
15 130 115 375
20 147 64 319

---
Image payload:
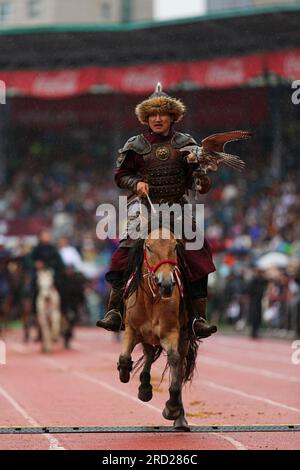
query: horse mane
123 238 145 298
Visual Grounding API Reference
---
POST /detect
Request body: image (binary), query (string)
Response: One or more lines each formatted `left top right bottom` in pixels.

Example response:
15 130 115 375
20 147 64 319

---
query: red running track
0 327 299 450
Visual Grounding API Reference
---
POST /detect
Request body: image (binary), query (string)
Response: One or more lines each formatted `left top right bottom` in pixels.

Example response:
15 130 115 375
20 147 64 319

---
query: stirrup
192 317 217 339
114 310 124 332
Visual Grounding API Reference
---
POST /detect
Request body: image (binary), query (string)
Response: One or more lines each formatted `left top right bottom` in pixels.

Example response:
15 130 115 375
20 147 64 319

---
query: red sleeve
114 151 145 191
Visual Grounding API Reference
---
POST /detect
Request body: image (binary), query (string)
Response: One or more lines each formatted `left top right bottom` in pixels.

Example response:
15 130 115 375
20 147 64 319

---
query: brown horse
117 227 199 431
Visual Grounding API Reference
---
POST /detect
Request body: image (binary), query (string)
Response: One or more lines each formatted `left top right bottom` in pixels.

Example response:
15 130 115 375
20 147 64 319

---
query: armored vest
142 142 186 203
118 132 197 204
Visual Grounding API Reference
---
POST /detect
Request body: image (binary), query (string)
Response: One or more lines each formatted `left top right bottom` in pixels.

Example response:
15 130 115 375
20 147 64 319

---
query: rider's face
148 113 172 135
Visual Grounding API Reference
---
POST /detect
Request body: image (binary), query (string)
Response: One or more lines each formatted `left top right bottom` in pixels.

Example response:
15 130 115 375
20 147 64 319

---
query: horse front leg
173 393 190 431
161 332 182 421
174 336 190 431
118 324 136 383
173 342 190 431
138 344 156 402
164 353 190 430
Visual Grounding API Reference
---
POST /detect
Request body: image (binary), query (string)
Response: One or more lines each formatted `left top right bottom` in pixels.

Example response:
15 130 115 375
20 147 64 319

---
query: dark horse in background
117 227 199 431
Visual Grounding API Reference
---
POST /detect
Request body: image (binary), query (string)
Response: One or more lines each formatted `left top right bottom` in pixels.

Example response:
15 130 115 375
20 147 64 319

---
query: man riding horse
97 84 220 339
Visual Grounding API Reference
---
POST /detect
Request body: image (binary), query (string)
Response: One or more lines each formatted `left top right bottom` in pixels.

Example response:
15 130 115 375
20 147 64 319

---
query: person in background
247 267 268 339
30 230 65 315
58 237 83 272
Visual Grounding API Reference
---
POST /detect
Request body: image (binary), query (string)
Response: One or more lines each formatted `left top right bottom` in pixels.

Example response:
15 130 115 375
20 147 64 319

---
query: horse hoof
138 386 153 402
117 356 133 383
119 368 130 383
162 406 181 421
174 416 190 432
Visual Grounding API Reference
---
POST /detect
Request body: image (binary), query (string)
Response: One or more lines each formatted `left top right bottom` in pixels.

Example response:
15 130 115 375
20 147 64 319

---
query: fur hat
135 83 186 125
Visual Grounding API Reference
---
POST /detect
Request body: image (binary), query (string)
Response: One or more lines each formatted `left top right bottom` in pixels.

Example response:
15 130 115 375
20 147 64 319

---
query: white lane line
58 342 300 413
8 334 289 365
11 342 300 414
40 357 247 450
71 346 300 414
199 356 300 383
71 342 300 384
78 330 293 360
11 333 299 446
211 433 248 451
0 384 65 450
208 341 291 364
213 336 293 352
199 380 300 414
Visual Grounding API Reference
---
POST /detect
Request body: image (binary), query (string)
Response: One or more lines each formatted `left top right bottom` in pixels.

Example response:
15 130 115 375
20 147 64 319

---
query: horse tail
182 337 199 384
132 345 163 375
152 338 199 386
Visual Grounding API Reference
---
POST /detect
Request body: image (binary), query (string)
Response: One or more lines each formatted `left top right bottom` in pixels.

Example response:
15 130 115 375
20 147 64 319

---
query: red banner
1 50 298 99
100 63 184 94
0 68 99 99
266 49 300 79
186 55 264 89
1 54 264 99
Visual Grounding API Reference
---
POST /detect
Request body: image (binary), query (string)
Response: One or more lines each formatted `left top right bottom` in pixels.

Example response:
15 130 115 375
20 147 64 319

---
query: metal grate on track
0 424 299 434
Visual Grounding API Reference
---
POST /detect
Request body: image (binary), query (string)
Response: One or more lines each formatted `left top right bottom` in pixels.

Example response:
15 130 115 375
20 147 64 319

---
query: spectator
58 236 83 271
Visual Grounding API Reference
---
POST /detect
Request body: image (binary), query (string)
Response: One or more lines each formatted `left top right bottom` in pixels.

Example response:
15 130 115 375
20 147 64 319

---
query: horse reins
143 249 183 300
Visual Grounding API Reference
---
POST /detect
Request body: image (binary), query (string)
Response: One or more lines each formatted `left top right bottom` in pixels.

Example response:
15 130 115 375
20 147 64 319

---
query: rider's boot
191 297 217 339
96 287 123 332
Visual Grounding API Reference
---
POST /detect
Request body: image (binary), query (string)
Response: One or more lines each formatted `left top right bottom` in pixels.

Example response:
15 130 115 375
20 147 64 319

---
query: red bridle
142 247 184 299
143 249 178 273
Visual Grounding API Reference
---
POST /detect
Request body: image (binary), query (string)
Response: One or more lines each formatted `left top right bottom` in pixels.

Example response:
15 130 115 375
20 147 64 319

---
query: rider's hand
183 146 204 163
136 182 149 198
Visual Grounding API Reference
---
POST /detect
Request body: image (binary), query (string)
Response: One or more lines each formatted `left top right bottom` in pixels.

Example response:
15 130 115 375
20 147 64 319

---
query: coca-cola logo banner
0 50 299 99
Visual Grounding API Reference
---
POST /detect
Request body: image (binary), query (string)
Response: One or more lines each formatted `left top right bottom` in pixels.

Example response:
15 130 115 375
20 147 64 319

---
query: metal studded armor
142 143 187 203
117 132 197 204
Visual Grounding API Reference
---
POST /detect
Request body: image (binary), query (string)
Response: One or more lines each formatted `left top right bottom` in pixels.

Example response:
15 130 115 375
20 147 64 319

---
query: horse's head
144 228 178 299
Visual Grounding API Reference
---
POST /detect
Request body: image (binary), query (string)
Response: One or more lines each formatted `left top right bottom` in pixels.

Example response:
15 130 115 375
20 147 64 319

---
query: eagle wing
201 130 253 152
200 130 253 171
